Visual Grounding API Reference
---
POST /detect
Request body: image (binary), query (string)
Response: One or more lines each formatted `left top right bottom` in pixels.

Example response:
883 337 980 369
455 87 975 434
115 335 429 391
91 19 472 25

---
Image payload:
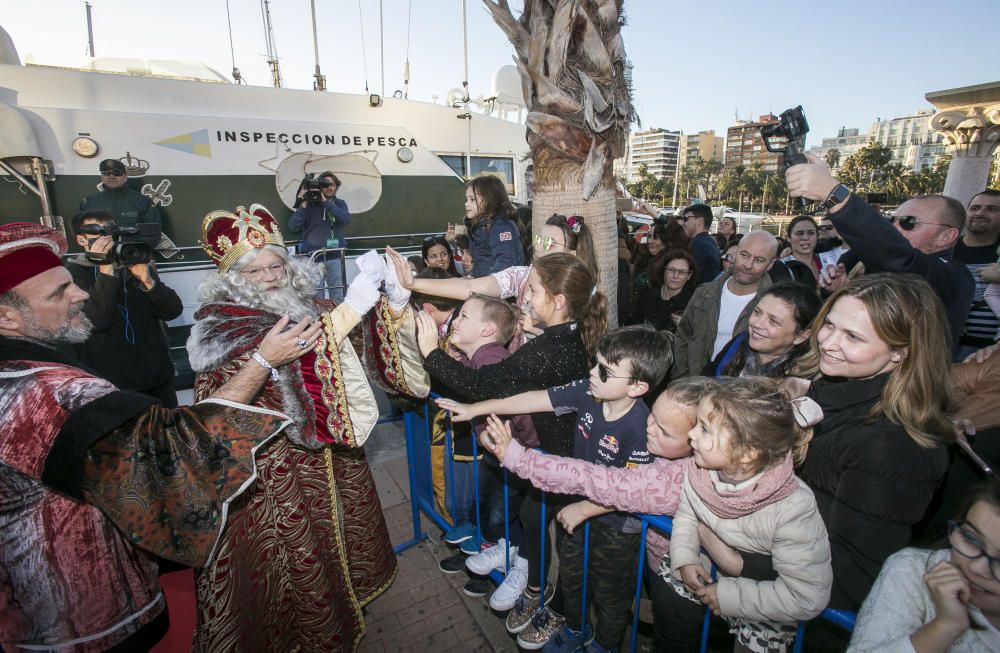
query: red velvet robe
188 298 427 652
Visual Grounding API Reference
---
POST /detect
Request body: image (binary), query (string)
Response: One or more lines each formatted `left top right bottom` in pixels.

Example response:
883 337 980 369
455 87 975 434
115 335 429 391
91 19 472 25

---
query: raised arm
386 246 500 300
496 437 687 515
436 389 553 422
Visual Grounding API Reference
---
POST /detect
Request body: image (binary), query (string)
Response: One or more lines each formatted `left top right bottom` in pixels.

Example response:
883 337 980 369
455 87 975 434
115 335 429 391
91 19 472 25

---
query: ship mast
260 0 282 88
309 0 326 91
84 2 95 57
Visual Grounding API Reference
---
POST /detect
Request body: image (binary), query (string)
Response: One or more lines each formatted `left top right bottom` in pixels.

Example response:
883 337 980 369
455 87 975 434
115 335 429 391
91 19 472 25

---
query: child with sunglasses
848 479 1000 652
439 325 672 652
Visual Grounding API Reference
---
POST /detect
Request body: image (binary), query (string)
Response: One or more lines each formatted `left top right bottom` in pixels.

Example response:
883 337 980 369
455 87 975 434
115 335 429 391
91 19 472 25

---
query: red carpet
152 568 196 653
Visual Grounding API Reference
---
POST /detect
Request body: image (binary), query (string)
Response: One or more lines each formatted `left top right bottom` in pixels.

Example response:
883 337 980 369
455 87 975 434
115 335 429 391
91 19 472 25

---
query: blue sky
1 0 997 147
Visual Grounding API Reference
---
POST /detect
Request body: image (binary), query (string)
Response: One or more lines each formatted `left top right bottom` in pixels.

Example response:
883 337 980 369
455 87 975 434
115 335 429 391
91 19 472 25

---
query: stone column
929 104 1000 207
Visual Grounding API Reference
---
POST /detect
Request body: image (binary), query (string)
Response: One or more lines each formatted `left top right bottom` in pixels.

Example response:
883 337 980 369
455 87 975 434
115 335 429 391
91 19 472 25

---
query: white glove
343 273 380 317
383 253 411 311
354 249 386 285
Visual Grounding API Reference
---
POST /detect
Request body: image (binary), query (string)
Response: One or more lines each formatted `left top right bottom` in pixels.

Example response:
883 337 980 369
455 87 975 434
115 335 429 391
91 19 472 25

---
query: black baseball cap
99 159 126 175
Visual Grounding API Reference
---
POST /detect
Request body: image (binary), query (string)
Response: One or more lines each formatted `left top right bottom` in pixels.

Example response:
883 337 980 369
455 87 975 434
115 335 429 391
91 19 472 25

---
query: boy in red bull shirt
439 325 672 652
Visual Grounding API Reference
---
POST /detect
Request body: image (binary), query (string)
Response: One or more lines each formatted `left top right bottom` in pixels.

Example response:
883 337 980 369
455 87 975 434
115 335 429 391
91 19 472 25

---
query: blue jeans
479 454 528 546
322 255 345 302
446 460 477 527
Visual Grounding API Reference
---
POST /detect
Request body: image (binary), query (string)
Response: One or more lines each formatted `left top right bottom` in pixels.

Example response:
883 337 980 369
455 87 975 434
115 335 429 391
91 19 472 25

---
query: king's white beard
253 284 318 321
198 256 326 321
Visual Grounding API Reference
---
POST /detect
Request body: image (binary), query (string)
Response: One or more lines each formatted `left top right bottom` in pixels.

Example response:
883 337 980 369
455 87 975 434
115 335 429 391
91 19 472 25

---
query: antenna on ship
402 0 412 98
84 2 95 57
225 0 245 84
260 0 282 88
358 0 370 94
309 0 326 91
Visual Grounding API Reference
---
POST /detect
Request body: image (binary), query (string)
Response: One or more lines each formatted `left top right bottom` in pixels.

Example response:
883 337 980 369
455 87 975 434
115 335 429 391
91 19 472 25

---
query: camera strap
324 207 340 249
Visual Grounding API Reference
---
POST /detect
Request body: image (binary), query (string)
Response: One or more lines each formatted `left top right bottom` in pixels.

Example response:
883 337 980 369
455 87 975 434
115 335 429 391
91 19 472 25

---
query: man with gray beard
186 204 429 652
0 222 317 652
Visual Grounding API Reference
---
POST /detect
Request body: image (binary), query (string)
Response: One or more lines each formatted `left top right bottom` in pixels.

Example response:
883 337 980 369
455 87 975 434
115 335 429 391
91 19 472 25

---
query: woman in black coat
789 273 953 610
632 249 697 333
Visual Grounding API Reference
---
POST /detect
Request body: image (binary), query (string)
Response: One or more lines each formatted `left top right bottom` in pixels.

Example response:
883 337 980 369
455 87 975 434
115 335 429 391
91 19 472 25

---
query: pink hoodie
503 439 689 568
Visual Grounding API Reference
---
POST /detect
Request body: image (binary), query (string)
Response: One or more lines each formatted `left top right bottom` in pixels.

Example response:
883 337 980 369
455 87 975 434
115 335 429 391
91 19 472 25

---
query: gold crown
200 204 286 273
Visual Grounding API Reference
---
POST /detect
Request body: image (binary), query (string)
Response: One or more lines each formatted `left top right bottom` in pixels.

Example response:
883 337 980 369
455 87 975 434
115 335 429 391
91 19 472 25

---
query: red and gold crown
200 204 286 273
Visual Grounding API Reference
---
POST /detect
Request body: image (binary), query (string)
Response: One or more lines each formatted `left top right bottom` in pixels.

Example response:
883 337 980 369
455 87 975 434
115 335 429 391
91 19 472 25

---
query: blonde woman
789 273 954 610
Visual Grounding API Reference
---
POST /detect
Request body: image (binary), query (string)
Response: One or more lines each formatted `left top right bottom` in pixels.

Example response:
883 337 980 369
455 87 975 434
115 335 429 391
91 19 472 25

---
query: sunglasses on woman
887 215 953 231
533 234 564 251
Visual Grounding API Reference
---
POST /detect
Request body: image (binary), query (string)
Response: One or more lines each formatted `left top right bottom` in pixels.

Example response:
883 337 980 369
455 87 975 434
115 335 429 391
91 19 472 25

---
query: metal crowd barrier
395 400 856 651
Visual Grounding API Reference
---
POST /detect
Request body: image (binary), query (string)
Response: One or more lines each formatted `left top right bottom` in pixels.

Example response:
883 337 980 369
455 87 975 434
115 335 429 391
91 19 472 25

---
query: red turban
0 223 68 294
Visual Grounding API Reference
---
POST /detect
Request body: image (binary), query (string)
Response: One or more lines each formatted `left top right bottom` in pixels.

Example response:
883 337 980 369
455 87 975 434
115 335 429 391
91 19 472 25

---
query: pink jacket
503 439 688 568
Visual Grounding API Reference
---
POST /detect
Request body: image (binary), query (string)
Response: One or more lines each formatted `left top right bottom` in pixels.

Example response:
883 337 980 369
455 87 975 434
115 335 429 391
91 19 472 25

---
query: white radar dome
491 65 525 107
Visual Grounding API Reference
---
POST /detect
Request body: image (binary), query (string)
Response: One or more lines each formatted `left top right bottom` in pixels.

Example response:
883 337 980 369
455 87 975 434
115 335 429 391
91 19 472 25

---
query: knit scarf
687 453 799 519
741 349 791 378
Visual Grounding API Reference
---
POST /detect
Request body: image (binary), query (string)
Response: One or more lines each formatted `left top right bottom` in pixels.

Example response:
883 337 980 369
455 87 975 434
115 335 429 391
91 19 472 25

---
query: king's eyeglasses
948 520 1000 582
241 263 286 278
888 215 953 231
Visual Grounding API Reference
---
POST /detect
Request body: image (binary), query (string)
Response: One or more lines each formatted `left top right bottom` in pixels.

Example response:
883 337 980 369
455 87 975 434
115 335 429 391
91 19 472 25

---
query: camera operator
289 171 351 301
66 210 183 406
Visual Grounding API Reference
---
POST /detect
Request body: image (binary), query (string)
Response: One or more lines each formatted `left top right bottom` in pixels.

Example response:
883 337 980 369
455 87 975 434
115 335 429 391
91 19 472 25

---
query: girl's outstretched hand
435 397 478 422
679 564 711 593
481 414 514 459
384 246 416 290
697 523 743 577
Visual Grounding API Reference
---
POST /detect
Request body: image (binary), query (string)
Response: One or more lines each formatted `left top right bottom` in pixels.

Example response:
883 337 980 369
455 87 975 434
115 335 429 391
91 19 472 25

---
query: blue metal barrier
397 406 856 651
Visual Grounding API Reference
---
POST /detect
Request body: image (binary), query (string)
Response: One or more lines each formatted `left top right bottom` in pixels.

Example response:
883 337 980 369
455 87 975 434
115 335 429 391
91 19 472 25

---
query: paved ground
360 421 657 653
361 423 517 653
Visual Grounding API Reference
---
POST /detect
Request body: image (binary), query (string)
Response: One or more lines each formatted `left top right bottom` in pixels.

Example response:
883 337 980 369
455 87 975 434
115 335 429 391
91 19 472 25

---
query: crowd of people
1 152 999 653
384 155 1000 653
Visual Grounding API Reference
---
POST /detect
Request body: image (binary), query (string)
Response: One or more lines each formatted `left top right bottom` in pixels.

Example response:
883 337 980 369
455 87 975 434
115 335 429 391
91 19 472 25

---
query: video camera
300 173 333 204
80 222 161 266
761 106 810 206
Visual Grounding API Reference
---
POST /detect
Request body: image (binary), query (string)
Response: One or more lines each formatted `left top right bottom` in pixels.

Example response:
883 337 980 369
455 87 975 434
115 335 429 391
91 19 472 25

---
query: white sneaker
489 555 529 611
466 538 518 575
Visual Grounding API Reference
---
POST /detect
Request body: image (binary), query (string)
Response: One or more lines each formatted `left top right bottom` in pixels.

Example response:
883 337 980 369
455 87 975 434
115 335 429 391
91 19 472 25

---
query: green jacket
79 186 161 228
671 272 772 378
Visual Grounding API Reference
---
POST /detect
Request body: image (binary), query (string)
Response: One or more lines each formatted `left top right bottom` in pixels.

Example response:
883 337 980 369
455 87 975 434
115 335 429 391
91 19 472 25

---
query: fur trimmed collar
187 302 322 450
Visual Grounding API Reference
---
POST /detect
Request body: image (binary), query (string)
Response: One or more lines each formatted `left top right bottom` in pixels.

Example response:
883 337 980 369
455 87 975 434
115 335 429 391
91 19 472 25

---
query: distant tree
909 155 950 196
879 162 914 203
837 142 895 193
825 148 841 169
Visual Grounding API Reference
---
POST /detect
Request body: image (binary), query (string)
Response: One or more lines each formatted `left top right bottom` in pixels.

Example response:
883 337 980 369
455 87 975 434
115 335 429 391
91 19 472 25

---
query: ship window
437 155 516 194
472 157 515 193
439 155 466 177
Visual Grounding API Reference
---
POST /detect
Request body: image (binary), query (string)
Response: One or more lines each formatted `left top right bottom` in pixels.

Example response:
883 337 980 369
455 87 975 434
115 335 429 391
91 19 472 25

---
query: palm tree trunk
531 185 617 320
482 0 635 327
